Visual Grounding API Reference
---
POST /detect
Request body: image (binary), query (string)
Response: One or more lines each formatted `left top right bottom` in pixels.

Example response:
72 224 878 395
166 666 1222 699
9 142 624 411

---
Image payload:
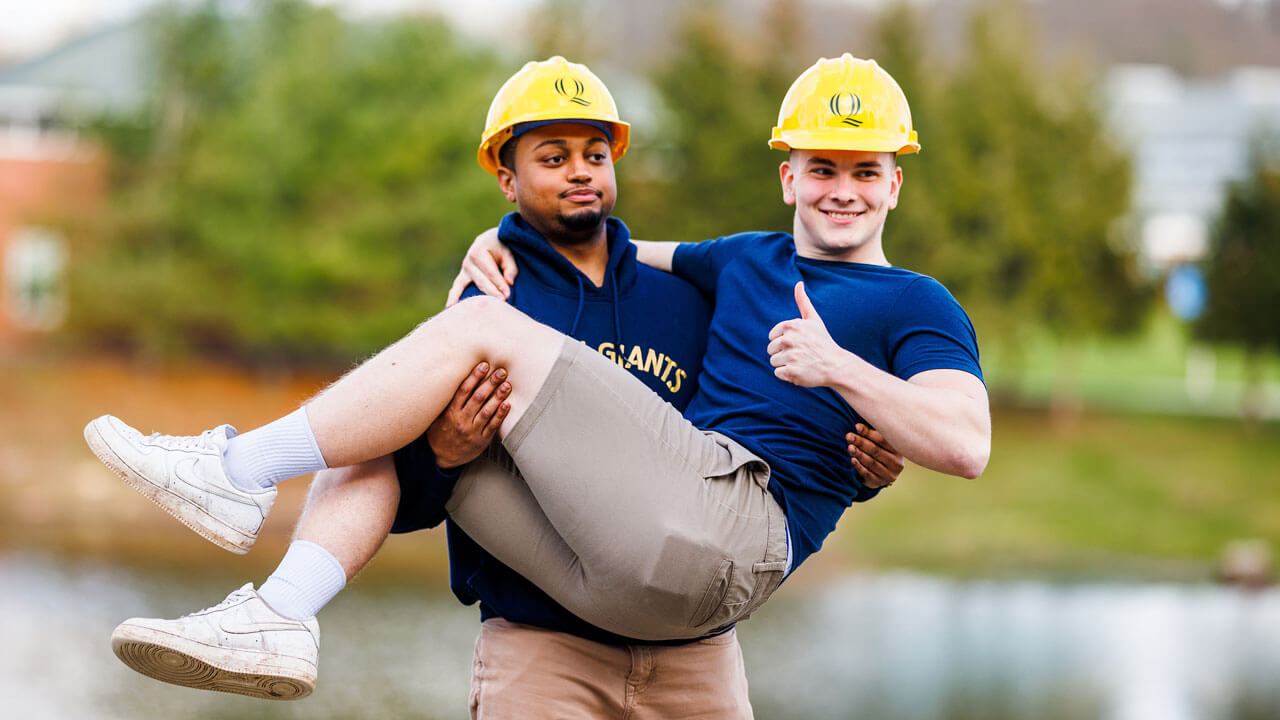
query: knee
305 467 349 503
422 295 505 330
305 459 399 507
428 295 525 346
451 295 512 324
403 295 503 348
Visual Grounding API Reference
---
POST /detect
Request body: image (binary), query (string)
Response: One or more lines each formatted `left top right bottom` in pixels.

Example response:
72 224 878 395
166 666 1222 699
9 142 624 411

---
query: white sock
223 407 328 492
258 540 347 620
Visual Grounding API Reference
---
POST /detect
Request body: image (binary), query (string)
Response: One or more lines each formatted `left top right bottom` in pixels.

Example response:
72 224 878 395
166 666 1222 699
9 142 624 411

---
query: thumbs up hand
793 278 819 320
767 282 845 387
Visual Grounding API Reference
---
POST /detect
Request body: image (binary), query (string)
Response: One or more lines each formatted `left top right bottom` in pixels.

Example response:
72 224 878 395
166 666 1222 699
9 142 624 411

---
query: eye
810 166 834 176
541 153 565 165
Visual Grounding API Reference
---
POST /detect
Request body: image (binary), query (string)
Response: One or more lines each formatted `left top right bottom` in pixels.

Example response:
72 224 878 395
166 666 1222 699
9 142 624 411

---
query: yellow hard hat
477 56 631 175
769 54 920 155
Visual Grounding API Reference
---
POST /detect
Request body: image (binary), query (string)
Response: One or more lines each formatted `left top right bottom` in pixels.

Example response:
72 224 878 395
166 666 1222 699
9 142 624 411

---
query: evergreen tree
1196 138 1280 420
623 1 795 243
70 0 507 365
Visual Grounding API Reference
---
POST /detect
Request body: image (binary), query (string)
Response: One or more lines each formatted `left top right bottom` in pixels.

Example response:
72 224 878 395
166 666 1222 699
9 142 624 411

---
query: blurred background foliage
72 0 510 365
1196 137 1280 417
68 0 1153 373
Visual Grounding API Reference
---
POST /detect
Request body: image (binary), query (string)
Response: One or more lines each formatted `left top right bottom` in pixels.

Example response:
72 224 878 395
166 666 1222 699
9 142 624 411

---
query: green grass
982 311 1280 418
838 406 1280 579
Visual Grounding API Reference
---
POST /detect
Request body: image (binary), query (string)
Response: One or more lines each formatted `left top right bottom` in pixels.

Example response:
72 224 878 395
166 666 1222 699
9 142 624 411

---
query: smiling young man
86 52 983 645
784 152 897 264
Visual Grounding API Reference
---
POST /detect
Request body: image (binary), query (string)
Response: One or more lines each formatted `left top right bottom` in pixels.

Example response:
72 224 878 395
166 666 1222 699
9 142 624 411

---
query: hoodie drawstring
610 273 622 348
569 275 585 337
568 266 621 346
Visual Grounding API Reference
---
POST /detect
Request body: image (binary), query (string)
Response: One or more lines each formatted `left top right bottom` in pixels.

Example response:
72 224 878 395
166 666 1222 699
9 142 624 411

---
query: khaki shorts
470 619 753 720
447 338 789 641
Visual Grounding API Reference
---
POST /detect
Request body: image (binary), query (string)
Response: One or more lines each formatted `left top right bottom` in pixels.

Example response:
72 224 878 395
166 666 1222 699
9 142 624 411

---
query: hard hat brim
769 128 919 155
478 117 631 175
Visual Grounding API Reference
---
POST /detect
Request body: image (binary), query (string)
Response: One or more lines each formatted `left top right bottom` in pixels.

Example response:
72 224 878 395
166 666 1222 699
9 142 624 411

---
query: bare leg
107 460 403 698
304 296 562 469
293 458 399 580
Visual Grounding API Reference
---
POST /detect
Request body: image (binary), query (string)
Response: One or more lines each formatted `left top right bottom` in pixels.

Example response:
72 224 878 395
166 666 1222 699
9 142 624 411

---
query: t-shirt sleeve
887 277 983 382
671 234 752 296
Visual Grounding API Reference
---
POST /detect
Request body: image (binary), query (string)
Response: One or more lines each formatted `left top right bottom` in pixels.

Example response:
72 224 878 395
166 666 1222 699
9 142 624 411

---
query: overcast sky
0 0 537 62
2 0 156 59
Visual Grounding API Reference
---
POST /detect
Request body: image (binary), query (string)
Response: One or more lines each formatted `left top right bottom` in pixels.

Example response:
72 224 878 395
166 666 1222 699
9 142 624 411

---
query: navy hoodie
391 212 711 645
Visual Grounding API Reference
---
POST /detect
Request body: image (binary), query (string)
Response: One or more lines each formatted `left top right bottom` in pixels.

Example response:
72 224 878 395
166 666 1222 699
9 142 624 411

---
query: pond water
4 552 1279 720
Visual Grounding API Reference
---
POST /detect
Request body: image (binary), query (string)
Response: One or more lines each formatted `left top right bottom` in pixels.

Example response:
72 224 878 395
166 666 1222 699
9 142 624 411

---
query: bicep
906 368 989 407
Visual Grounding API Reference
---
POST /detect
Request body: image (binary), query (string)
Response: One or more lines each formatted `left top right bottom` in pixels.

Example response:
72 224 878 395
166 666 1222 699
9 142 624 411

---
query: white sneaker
84 415 275 554
112 583 319 701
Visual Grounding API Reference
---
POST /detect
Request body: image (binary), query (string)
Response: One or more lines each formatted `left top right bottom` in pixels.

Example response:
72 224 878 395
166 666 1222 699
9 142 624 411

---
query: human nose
566 155 592 182
830 173 856 202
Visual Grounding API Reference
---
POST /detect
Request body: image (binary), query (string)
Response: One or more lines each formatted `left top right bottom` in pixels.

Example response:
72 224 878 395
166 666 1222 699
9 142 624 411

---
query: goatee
557 208 605 235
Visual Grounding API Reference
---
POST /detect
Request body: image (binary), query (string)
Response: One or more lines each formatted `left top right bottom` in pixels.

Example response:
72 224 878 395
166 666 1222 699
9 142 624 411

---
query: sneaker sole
84 418 255 555
112 623 316 701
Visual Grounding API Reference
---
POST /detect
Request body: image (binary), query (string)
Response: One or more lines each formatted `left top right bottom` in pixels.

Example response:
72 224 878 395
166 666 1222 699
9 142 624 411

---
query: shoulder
704 231 791 250
679 231 793 266
885 272 978 344
894 273 967 315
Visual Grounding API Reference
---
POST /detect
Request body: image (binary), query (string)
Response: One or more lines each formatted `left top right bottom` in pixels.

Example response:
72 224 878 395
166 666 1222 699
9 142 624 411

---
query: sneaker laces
145 427 228 452
181 584 255 619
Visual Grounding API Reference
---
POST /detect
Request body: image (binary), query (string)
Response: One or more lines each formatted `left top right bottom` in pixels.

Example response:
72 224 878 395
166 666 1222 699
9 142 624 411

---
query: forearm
632 240 681 272
827 355 990 479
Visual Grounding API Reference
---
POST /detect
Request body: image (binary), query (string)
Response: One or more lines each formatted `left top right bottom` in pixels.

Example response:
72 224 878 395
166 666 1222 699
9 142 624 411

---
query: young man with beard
91 57 902 716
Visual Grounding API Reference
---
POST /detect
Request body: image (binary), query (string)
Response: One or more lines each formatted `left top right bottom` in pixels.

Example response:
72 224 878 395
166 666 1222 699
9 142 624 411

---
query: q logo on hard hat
554 77 591 107
828 92 863 127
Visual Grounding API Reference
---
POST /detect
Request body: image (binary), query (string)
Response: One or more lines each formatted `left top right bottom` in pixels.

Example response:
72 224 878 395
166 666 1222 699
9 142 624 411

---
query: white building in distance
1105 63 1280 273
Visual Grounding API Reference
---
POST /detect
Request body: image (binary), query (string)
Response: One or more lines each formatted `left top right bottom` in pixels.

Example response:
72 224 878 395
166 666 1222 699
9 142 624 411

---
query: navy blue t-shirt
673 232 982 571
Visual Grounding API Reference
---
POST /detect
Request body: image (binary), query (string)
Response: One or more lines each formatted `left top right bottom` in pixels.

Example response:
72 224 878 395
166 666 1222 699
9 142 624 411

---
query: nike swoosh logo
172 457 255 503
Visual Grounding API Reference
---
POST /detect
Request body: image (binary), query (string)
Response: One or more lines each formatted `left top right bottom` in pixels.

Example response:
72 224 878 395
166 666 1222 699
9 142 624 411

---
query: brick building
0 22 146 347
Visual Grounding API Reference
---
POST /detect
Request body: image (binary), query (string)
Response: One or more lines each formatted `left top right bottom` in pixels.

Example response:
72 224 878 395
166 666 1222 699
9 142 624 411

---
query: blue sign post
1165 264 1207 322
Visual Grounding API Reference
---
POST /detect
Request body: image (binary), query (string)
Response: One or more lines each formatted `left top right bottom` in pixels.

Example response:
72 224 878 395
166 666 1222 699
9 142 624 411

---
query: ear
779 160 797 206
496 167 518 204
887 165 903 210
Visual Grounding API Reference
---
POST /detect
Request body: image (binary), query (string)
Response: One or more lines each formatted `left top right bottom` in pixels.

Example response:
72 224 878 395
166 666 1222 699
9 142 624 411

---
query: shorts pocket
689 558 734 628
740 560 788 621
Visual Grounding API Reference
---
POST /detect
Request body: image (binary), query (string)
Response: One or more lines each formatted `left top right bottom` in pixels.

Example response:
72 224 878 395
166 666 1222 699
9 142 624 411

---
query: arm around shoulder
631 240 682 273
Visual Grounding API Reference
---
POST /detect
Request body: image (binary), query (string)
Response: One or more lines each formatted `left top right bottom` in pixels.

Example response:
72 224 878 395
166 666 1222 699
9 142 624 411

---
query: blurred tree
870 0 1148 410
525 0 601 62
1196 137 1280 424
621 0 799 243
70 0 507 366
